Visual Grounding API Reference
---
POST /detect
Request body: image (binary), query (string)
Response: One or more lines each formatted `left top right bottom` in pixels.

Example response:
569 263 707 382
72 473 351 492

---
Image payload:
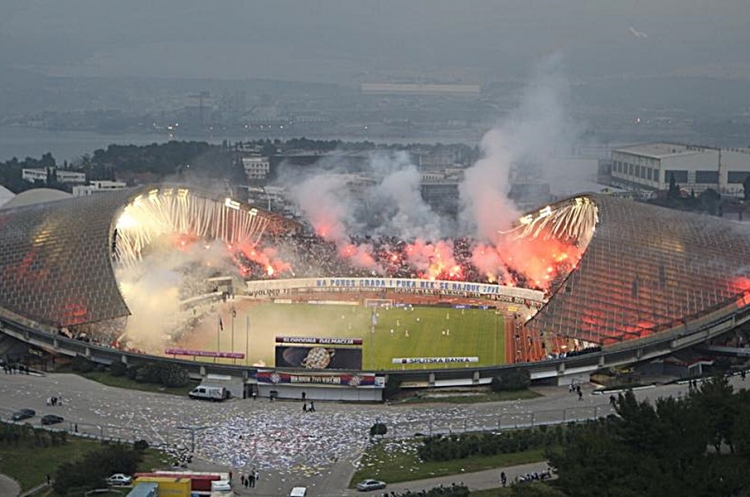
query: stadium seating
528 195 750 347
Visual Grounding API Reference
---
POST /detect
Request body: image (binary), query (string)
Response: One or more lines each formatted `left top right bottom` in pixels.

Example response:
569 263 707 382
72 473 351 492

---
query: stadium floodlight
225 198 241 210
116 209 137 230
519 214 533 225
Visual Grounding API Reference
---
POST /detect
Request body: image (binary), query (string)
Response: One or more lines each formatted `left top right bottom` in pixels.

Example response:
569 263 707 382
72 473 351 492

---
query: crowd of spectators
237 231 568 293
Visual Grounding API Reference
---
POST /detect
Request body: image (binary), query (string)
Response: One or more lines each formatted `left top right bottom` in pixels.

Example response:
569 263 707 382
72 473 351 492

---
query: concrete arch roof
0 185 14 209
527 194 750 345
2 188 72 209
0 188 138 328
0 185 299 328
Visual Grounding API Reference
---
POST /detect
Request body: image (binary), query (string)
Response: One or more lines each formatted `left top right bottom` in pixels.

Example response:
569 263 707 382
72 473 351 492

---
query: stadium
2 184 750 401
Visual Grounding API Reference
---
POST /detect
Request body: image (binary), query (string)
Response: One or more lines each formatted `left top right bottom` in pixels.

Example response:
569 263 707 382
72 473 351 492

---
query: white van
189 386 228 401
289 487 307 497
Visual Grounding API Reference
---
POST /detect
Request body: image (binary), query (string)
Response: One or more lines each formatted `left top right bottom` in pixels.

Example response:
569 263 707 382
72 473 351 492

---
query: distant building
22 168 86 185
414 150 460 171
361 83 481 97
72 180 127 197
420 172 462 216
241 156 271 181
611 143 750 196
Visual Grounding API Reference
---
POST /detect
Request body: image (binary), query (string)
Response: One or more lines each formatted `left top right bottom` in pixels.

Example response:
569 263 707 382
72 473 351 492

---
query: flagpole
231 307 236 365
370 309 375 371
245 315 250 366
216 316 221 363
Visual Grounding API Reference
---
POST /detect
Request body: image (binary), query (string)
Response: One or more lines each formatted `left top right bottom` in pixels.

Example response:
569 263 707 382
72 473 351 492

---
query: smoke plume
459 54 577 241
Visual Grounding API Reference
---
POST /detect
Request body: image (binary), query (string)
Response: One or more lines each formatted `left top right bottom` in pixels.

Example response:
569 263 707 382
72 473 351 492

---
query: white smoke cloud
369 151 446 241
281 150 447 243
289 171 355 244
459 54 578 241
117 240 240 352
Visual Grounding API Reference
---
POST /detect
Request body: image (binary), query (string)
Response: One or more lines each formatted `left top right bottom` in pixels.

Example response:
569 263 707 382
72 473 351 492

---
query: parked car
188 385 229 401
106 474 133 486
41 414 64 425
357 479 387 492
11 408 35 421
289 487 307 497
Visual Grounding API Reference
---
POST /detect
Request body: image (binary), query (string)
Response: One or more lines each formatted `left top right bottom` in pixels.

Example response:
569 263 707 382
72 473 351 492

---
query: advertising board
275 345 362 370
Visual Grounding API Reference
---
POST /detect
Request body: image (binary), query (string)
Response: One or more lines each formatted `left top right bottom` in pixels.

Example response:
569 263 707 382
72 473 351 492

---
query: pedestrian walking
578 390 583 401
501 471 507 487
309 400 315 412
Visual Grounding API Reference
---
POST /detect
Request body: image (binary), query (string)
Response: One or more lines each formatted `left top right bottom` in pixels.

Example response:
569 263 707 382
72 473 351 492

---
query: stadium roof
527 194 750 345
0 185 299 328
2 188 72 209
0 185 14 208
0 188 136 327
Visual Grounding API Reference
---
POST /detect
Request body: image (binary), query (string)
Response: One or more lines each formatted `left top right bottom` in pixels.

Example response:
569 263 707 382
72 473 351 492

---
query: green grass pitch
225 303 505 371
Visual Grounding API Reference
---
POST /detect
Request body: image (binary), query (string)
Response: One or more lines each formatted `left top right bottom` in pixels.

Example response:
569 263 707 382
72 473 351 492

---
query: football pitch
216 303 505 371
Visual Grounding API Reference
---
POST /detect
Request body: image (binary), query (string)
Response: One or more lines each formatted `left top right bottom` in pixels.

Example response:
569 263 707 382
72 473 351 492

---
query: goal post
364 298 393 308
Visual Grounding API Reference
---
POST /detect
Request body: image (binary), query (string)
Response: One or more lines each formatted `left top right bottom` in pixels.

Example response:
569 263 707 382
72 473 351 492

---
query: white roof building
611 143 750 196
0 185 15 208
72 180 127 197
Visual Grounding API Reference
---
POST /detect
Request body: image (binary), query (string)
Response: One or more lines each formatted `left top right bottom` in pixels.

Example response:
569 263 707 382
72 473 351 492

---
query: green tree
690 375 737 453
491 369 531 391
159 363 190 387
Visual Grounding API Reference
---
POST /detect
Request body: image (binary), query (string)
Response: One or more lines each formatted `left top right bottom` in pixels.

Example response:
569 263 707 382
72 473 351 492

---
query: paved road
1 372 745 496
0 474 20 497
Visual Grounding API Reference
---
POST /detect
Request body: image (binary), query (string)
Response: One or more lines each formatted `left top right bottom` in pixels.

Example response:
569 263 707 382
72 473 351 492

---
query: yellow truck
134 476 192 497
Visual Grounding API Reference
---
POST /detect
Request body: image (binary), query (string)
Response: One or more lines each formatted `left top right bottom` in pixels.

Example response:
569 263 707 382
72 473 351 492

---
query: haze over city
2 0 750 82
1 0 749 162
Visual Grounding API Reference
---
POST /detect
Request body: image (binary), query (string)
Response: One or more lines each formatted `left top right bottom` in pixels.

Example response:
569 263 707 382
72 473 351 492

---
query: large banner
256 369 384 388
244 277 545 303
275 345 362 370
276 336 363 346
165 348 245 359
392 356 479 365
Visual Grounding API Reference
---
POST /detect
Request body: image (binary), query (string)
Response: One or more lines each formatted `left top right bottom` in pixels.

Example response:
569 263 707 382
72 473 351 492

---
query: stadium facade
2 185 750 396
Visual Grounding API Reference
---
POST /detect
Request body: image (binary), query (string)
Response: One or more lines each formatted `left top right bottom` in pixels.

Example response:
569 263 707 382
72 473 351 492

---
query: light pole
176 425 209 453
231 307 237 365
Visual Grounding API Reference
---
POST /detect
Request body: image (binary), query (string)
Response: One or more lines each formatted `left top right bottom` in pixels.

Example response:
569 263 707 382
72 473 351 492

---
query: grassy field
395 389 542 405
0 435 169 492
205 303 505 371
79 371 198 396
349 439 547 487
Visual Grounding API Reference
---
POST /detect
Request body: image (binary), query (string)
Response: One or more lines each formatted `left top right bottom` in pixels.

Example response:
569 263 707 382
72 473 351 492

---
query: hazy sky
1 0 749 84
